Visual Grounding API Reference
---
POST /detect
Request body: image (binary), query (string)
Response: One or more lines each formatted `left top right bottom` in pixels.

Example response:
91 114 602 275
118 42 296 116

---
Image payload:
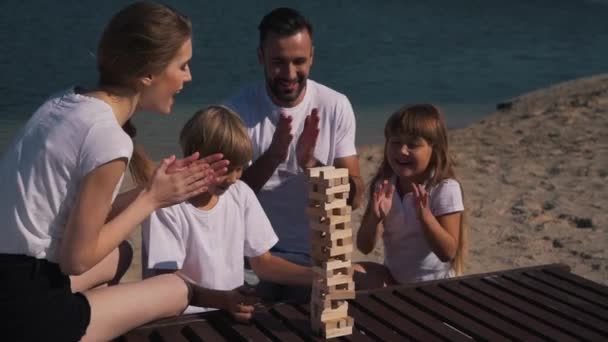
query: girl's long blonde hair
368 104 468 275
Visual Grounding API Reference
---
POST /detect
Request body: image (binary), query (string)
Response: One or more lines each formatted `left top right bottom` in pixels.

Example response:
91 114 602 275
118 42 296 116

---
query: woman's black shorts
0 254 91 341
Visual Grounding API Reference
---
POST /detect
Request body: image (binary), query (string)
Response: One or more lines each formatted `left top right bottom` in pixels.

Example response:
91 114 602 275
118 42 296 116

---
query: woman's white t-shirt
383 178 464 283
142 180 278 313
0 88 133 262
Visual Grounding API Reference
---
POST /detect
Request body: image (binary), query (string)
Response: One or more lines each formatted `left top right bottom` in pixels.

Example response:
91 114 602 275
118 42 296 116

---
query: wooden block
309 183 350 195
306 166 336 178
309 177 342 188
312 274 353 290
341 176 349 185
311 243 353 260
324 268 354 287
312 264 352 278
309 217 352 233
310 231 353 248
325 325 353 338
318 301 348 322
308 191 336 203
322 316 354 330
312 287 356 302
319 198 347 211
323 258 352 270
312 280 356 295
319 168 349 180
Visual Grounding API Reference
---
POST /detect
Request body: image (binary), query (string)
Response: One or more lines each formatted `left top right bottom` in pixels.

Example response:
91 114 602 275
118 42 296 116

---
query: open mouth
394 158 414 166
278 80 297 92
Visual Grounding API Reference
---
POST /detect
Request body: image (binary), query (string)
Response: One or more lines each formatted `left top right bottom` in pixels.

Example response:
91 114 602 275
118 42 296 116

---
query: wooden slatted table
118 264 608 341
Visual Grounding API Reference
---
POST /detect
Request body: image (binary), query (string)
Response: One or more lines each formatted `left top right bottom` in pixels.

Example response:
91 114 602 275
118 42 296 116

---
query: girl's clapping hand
411 183 432 220
373 179 395 220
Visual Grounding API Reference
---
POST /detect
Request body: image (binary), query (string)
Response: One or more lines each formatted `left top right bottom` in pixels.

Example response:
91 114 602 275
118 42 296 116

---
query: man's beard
266 73 307 104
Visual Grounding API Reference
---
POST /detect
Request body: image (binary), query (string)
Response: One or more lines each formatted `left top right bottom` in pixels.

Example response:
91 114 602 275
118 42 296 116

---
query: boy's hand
221 285 258 322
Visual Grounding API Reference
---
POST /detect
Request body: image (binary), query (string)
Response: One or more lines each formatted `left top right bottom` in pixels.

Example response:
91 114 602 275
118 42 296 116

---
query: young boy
142 105 312 320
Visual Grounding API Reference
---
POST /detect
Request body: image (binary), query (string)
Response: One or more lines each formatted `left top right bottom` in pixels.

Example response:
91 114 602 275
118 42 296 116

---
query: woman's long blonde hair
368 104 468 275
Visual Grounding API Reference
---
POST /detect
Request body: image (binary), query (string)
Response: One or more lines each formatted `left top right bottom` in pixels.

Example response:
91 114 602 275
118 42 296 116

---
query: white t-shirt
224 79 357 256
142 180 278 313
383 178 464 283
0 88 133 262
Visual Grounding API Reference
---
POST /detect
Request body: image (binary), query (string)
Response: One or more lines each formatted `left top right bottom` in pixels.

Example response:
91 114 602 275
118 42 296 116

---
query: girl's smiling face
386 135 433 184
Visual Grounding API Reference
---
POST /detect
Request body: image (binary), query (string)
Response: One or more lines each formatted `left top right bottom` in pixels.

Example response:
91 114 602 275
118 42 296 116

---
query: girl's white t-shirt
142 180 278 313
0 88 133 262
383 178 464 284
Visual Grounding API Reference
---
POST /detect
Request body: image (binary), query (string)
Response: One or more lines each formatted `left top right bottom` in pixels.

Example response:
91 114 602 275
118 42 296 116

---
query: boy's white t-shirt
0 88 133 262
383 178 464 284
142 180 278 313
224 79 357 256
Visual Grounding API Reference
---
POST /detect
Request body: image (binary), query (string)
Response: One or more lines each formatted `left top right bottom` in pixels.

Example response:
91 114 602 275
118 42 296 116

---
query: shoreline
123 74 608 285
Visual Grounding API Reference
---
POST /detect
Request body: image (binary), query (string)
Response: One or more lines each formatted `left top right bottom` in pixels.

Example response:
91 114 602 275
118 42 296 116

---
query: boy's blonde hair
180 105 252 168
369 104 468 275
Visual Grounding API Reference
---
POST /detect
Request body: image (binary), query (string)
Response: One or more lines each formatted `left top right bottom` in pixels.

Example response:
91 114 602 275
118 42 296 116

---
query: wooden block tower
307 166 355 339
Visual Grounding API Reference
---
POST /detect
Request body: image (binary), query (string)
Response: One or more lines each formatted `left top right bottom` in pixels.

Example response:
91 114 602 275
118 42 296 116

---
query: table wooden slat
546 267 608 297
347 302 413 342
419 283 546 341
118 329 151 342
206 312 272 341
271 304 325 341
484 275 608 341
525 269 608 311
394 287 510 341
154 324 189 342
440 280 577 341
252 310 307 342
362 292 468 341
183 322 226 342
503 272 608 333
466 277 592 340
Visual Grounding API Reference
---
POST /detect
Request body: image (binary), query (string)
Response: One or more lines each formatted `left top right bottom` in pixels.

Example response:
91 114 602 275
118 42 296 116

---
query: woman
0 2 226 341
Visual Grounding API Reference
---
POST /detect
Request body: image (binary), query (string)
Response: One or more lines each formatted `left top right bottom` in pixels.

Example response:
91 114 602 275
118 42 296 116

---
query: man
225 7 363 302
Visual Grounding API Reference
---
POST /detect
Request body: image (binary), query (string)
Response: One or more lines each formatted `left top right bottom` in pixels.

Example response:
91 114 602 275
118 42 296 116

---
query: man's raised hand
267 112 293 163
296 108 320 169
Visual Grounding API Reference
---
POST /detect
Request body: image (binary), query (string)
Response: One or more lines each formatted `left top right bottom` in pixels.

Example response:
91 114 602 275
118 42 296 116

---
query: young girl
0 2 229 341
142 105 313 322
356 104 467 288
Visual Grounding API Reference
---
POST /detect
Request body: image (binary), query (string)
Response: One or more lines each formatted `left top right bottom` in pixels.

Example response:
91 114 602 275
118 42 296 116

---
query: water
1 0 607 158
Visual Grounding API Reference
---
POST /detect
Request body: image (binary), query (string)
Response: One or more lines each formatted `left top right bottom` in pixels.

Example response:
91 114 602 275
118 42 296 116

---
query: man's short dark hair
258 7 313 46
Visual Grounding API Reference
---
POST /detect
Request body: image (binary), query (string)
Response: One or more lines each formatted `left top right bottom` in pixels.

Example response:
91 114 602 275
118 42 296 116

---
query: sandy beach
123 74 608 285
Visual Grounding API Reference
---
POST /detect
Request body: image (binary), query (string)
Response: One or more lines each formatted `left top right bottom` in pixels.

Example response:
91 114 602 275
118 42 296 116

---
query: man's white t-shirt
142 180 278 313
224 80 357 257
0 88 133 262
383 178 464 283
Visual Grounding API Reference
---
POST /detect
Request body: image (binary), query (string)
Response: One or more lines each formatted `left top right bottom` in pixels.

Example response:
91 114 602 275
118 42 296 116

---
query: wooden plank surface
418 283 545 341
119 264 608 342
484 274 608 341
440 280 577 341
